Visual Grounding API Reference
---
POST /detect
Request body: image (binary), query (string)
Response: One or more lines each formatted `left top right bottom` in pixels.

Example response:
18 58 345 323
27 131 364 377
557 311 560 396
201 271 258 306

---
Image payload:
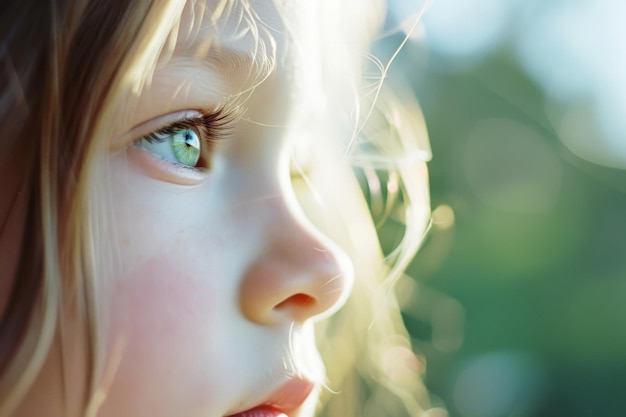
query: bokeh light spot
432 204 455 230
453 351 546 417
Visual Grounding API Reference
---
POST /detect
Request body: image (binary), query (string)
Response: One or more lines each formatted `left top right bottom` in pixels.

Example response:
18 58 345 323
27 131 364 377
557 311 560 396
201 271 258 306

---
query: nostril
239 221 354 325
275 293 316 310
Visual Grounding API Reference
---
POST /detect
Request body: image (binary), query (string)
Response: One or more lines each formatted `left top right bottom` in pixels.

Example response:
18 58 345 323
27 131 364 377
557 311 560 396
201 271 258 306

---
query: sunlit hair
0 0 435 416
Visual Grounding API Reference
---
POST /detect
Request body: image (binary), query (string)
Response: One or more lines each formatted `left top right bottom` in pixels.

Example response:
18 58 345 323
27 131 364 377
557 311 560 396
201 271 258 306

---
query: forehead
170 0 290 81
176 0 287 49
115 0 308 133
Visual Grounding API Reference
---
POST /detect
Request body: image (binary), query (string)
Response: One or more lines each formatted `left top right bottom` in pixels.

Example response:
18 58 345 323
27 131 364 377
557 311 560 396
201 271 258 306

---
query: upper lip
224 378 315 416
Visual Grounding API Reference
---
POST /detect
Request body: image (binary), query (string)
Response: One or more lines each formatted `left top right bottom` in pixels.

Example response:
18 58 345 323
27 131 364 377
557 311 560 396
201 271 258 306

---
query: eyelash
141 107 238 169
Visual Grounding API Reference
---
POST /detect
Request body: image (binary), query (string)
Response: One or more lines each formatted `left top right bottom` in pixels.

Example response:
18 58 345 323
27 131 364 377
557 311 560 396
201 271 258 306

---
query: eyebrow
170 42 273 91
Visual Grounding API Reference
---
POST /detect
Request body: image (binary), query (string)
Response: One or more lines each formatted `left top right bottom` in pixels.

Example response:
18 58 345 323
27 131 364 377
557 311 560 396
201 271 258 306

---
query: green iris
171 129 201 167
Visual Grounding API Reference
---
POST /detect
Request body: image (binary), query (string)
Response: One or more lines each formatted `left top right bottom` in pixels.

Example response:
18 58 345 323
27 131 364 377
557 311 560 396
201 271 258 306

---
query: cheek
102 258 234 414
111 258 221 340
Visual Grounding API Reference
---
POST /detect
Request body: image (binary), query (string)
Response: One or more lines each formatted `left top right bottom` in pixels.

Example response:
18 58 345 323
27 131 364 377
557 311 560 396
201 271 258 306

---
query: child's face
17 1 354 416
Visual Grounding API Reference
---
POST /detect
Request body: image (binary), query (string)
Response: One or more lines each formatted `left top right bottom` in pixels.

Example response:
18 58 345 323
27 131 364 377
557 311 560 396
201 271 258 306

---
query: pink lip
225 378 315 417
225 406 287 417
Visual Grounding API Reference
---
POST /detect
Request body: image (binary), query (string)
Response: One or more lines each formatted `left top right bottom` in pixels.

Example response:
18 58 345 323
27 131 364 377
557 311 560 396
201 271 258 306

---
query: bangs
153 0 278 97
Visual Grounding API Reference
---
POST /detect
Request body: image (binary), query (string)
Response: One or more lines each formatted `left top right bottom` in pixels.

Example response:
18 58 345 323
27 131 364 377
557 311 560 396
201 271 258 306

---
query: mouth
224 407 288 417
224 378 315 417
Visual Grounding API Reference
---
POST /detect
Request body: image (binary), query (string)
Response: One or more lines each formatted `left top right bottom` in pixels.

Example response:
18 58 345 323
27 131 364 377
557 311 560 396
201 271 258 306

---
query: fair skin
11 1 353 416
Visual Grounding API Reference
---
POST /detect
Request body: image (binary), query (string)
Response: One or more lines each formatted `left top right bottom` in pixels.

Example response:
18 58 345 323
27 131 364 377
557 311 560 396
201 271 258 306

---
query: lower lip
228 406 288 417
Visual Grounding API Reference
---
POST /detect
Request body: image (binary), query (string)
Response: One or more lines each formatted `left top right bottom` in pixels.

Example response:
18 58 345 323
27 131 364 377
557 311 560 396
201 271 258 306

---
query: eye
128 108 239 180
137 127 203 168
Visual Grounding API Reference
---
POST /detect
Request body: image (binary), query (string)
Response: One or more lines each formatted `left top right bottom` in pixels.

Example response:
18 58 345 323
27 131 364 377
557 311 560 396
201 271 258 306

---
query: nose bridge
238 195 354 325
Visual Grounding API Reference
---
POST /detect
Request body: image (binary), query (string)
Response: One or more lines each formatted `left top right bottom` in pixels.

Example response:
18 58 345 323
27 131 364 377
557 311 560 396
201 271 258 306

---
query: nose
238 197 354 325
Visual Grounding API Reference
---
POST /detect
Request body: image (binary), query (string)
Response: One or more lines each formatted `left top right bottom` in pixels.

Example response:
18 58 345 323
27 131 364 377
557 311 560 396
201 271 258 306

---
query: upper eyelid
115 110 206 147
143 116 206 142
136 107 239 141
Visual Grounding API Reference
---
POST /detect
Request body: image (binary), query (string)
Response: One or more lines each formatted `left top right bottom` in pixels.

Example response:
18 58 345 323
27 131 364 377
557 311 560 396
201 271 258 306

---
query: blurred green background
380 1 626 416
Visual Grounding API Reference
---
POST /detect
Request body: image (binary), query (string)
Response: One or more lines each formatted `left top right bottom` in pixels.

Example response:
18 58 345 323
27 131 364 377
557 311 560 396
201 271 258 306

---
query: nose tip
239 224 354 325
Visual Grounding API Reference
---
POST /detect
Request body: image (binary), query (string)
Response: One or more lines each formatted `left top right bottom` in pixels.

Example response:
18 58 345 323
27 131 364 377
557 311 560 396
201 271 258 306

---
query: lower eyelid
127 146 207 186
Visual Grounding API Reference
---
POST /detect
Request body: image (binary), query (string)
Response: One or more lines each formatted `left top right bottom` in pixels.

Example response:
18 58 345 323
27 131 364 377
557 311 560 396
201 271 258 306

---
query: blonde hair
0 1 434 416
